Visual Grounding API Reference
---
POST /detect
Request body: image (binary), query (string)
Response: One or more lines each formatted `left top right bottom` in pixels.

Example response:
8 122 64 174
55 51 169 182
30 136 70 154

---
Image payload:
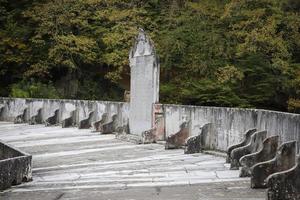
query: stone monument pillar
129 29 160 136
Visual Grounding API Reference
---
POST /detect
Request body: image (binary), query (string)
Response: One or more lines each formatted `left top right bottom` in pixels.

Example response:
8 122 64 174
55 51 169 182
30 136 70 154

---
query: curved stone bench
101 114 118 134
165 121 190 149
79 111 95 129
14 107 29 124
230 130 267 170
61 103 77 128
184 123 214 154
239 135 278 177
28 101 44 125
93 113 108 132
45 109 59 126
251 141 297 188
266 155 300 200
226 128 257 163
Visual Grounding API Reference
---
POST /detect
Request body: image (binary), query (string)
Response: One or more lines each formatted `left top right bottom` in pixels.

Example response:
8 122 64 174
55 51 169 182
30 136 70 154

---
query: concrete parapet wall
1 98 299 151
0 97 129 131
163 104 300 152
0 140 32 191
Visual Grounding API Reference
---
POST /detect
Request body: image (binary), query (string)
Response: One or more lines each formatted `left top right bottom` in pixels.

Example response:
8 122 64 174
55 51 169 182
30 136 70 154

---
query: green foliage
10 81 60 99
0 0 299 112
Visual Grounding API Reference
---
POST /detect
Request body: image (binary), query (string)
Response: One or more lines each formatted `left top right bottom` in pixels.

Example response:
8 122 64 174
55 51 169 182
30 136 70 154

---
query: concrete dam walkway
0 122 264 200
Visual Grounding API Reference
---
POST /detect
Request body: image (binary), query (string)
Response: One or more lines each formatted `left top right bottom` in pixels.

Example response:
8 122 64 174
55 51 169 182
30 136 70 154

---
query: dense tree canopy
0 0 299 113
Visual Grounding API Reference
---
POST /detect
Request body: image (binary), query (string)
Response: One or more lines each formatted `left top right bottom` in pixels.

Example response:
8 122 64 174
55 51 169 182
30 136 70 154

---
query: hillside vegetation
0 0 300 113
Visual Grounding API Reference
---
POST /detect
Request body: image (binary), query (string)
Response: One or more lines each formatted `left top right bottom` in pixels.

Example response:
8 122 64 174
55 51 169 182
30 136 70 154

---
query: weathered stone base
141 128 157 144
184 135 202 154
0 141 32 191
115 132 143 144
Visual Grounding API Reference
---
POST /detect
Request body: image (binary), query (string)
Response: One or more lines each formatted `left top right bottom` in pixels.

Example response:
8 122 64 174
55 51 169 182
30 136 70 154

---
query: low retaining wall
0 97 129 132
163 104 300 152
0 141 32 190
1 97 299 153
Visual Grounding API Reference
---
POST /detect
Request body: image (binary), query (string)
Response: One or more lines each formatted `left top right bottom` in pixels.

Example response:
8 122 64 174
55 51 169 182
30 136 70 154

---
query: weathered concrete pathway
0 122 265 200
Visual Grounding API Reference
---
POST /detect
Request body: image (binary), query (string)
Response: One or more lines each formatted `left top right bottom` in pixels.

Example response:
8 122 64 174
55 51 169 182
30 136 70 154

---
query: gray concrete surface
0 122 265 199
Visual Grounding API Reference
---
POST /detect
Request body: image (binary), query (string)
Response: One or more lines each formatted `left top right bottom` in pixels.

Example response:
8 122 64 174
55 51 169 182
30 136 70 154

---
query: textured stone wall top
163 104 300 152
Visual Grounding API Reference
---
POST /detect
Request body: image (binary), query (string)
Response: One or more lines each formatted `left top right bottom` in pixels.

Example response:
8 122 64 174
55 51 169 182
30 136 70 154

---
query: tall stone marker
129 29 160 136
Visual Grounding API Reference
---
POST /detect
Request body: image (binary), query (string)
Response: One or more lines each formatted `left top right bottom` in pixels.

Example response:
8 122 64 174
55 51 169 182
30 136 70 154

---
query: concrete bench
251 141 297 188
266 154 300 200
165 121 190 149
239 136 278 177
184 123 214 154
226 128 257 163
101 114 118 134
230 130 267 169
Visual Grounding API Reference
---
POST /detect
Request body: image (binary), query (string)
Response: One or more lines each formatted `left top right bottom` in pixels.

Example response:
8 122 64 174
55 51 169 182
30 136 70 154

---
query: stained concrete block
0 141 32 191
165 121 190 149
0 98 27 122
226 129 257 163
153 104 165 141
251 141 297 188
142 128 157 144
230 131 267 170
239 136 278 177
266 155 300 200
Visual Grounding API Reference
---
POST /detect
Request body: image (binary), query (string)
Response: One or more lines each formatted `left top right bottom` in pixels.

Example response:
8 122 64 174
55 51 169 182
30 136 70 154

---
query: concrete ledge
226 129 257 163
266 155 300 200
0 140 32 191
239 136 279 177
230 131 267 169
251 141 297 188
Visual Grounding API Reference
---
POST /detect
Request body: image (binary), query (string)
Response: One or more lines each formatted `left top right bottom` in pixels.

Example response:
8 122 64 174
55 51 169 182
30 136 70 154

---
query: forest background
0 0 300 113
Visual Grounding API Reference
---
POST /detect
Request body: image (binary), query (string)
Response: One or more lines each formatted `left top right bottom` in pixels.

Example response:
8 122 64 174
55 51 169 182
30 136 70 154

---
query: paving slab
0 122 265 199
